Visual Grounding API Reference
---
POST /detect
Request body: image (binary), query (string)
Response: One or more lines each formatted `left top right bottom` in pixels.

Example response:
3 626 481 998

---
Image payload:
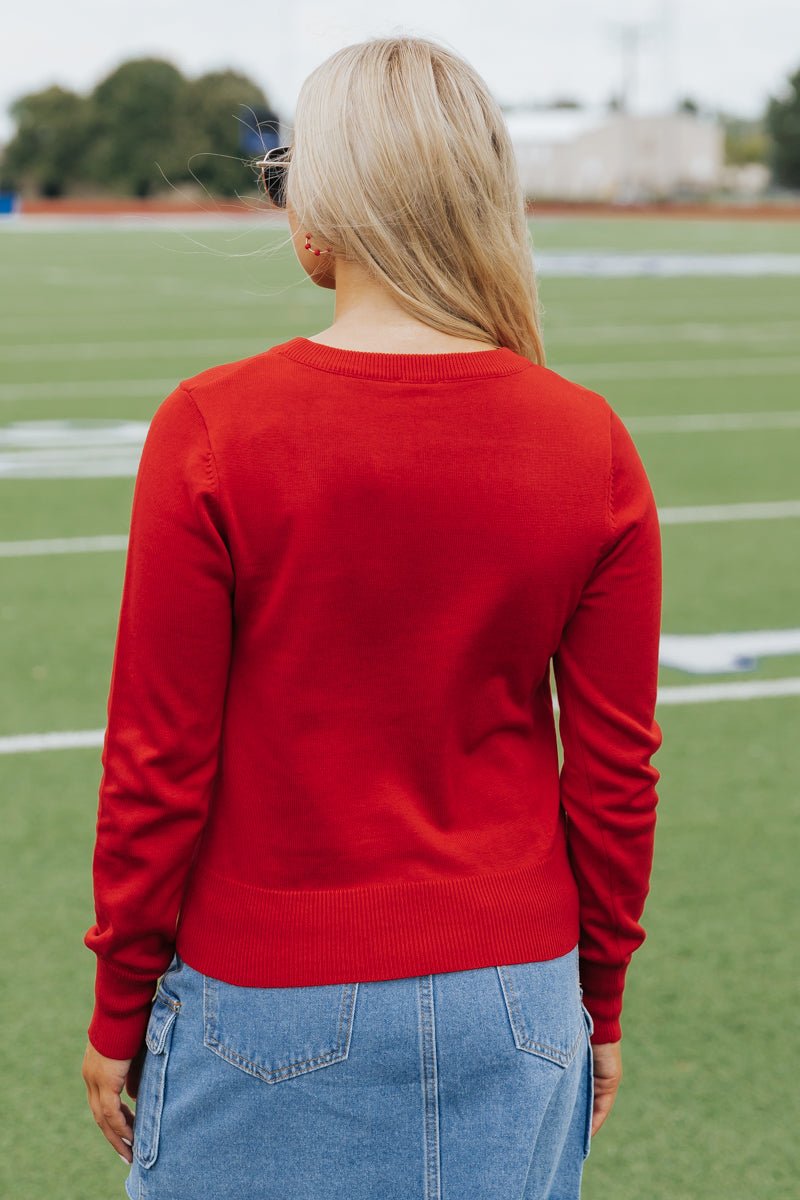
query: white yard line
626 411 800 432
0 339 266 362
3 355 800 403
553 356 800 379
0 730 106 754
3 674 799 755
0 535 129 556
548 320 800 344
4 224 800 274
0 379 178 402
2 322 799 361
1 408 798 481
658 500 800 523
2 497 799 557
533 251 800 276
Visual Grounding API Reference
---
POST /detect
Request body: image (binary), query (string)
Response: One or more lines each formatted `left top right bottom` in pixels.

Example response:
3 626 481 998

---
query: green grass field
1 215 799 1199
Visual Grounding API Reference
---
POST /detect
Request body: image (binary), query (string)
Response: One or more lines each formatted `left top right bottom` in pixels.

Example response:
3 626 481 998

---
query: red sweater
84 336 663 1058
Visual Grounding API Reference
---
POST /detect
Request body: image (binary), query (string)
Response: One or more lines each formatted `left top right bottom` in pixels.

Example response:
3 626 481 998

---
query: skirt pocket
580 999 595 1159
202 973 359 1084
133 982 181 1169
496 947 584 1068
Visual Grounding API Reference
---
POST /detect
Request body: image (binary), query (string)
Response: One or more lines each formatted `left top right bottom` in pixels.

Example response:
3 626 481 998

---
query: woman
82 34 663 1200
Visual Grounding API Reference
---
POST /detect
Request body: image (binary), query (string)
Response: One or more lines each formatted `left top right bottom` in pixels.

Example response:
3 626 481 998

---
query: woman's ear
286 203 337 291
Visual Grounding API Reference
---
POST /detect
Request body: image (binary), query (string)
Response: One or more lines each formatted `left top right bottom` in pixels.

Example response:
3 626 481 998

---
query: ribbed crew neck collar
273 336 531 383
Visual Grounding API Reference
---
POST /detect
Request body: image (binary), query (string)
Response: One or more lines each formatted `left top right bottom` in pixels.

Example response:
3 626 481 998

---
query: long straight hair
277 35 546 365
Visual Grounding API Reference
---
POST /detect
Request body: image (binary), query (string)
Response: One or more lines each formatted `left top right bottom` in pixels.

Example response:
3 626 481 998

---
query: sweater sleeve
551 405 663 1045
83 384 234 1059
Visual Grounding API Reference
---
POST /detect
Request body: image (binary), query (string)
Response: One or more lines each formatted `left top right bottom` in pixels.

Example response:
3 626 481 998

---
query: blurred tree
178 70 272 196
765 66 800 188
81 58 188 196
2 85 92 195
0 57 278 197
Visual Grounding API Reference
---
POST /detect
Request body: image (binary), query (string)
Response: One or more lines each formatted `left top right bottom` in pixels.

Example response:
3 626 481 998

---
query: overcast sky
3 0 799 143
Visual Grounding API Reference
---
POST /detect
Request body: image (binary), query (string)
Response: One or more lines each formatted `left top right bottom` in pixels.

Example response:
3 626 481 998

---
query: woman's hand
589 1041 623 1136
82 1040 146 1164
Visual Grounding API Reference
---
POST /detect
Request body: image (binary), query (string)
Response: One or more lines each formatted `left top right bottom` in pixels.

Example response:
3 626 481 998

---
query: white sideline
3 356 800 403
0 535 129 556
3 676 800 756
3 496 800 558
3 410 800 483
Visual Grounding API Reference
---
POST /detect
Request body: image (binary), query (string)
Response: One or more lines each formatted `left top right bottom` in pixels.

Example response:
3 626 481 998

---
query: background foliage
1 57 277 197
766 66 800 187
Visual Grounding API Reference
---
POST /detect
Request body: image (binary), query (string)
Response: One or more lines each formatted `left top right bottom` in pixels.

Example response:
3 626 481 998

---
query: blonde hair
273 35 546 365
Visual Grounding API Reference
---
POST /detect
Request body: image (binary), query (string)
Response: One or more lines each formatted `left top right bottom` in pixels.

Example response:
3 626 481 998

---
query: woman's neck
307 259 498 354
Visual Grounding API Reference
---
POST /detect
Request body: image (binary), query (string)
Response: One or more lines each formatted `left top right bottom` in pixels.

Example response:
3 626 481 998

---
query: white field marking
0 418 148 445
661 630 800 674
3 324 800 364
4 408 798 479
547 320 800 344
0 301 320 338
0 292 779 344
0 406 797 480
658 500 800 524
4 675 800 754
626 411 800 432
0 213 288 232
0 379 177 402
0 730 108 754
0 338 266 363
5 217 800 275
0 263 248 301
0 262 310 307
645 677 800 704
0 418 147 478
0 264 293 307
1 453 141 479
1 415 798 479
5 354 800 404
552 355 800 379
0 535 129 556
534 252 800 276
2 498 800 547
4 221 800 274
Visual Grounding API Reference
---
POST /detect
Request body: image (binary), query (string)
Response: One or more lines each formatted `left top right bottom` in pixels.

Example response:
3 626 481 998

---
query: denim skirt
124 942 594 1200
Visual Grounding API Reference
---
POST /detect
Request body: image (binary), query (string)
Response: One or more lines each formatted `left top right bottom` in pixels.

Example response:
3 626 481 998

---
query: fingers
591 1083 615 1136
82 1039 138 1164
589 1071 623 1136
588 1042 623 1137
85 1077 136 1163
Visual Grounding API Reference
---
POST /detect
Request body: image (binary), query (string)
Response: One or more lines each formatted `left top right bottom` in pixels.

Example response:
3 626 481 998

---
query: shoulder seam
596 402 616 562
178 384 220 499
608 405 617 543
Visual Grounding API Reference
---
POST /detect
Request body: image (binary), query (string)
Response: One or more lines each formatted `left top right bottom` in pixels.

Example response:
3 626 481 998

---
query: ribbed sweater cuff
579 958 628 1044
87 959 159 1059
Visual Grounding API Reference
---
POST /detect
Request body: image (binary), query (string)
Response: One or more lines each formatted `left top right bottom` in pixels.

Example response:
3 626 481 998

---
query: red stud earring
304 233 333 256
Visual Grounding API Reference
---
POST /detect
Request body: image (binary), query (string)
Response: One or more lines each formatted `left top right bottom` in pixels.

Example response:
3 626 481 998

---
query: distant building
505 108 725 202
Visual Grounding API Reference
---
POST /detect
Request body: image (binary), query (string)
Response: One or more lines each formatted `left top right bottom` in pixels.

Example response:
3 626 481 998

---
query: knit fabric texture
84 336 663 1058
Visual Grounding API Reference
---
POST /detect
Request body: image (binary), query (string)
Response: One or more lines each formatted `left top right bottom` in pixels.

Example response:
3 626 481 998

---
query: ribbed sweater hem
176 843 582 987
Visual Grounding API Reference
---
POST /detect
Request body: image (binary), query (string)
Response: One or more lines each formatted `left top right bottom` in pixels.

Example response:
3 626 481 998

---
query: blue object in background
0 191 19 215
239 107 282 157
